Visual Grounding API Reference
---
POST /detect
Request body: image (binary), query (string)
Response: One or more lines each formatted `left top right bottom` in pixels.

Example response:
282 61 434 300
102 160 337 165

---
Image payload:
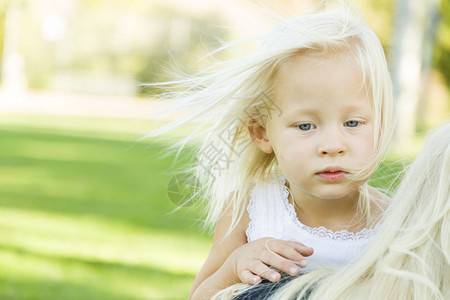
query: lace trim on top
280 180 376 241
246 187 258 241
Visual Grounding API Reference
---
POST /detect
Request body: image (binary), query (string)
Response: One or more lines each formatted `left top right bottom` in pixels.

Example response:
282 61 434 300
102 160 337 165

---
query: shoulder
247 178 291 242
214 205 250 245
249 176 287 207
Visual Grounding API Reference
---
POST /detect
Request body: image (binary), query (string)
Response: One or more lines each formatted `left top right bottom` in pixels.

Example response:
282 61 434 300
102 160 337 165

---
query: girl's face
253 53 375 203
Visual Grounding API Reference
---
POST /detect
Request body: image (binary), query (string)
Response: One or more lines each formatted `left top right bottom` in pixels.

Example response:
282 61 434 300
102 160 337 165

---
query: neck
289 186 364 232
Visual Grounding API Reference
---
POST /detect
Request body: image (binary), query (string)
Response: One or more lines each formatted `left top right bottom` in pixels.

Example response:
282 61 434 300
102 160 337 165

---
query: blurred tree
435 0 450 86
17 0 227 96
390 0 444 147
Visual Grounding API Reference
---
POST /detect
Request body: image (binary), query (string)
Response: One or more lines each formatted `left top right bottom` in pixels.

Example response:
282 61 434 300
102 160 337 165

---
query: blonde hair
147 2 396 233
217 121 450 299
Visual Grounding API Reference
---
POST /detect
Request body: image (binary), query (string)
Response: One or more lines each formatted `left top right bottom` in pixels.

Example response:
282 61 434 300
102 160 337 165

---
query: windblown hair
148 1 395 233
216 121 450 299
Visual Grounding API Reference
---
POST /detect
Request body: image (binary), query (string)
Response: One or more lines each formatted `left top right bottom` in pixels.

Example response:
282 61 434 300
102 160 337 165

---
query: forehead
275 51 363 88
272 52 371 110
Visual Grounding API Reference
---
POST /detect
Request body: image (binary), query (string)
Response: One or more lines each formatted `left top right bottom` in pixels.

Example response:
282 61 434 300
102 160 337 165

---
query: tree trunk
389 0 440 148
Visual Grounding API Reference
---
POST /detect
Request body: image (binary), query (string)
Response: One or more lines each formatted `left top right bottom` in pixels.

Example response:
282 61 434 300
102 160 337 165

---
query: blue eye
345 120 360 128
298 123 315 131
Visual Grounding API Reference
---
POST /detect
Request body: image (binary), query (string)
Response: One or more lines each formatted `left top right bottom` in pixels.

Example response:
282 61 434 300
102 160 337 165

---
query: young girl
148 2 396 299
221 121 449 300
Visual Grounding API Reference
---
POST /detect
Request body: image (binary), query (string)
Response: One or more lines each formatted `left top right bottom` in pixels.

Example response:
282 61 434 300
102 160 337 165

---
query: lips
316 167 348 182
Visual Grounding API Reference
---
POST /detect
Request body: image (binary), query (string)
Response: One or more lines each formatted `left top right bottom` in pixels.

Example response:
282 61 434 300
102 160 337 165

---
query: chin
316 188 359 201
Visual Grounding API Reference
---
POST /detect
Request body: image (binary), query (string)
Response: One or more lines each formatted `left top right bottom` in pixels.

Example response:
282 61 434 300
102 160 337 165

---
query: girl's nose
318 131 346 157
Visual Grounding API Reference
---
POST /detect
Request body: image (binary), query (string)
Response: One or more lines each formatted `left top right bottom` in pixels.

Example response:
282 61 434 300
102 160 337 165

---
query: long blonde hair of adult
147 2 396 234
215 121 450 299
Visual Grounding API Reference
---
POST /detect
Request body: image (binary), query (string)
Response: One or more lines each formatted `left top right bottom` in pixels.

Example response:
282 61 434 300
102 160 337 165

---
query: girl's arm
189 209 313 300
189 209 248 300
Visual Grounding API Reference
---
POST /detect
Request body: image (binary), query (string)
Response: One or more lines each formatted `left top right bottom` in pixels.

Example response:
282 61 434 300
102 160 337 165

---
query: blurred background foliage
0 0 447 127
0 0 448 299
0 0 228 95
0 0 447 91
436 0 450 86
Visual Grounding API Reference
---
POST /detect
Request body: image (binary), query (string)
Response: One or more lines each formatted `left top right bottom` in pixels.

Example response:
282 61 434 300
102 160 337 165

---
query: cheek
272 142 291 163
360 129 375 158
275 144 306 168
273 147 290 165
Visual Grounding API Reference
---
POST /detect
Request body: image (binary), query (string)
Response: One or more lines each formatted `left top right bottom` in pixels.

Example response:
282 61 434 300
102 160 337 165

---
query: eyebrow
282 104 371 118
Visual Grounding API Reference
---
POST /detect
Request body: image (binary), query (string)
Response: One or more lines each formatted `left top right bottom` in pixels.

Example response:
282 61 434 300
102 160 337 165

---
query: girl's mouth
316 167 348 182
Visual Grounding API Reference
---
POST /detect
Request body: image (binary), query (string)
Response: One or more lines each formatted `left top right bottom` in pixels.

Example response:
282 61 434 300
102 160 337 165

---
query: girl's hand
229 237 314 285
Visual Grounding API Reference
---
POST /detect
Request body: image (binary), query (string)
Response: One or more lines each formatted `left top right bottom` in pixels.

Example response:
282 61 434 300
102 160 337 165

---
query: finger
248 260 281 283
260 250 303 275
266 240 309 267
241 269 262 285
286 241 314 257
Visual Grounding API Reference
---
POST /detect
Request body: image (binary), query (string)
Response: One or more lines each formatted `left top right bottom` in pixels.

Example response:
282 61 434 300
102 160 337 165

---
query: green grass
0 114 209 300
0 113 418 300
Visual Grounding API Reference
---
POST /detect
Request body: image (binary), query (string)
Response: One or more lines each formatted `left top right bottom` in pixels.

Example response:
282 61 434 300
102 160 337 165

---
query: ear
248 121 273 154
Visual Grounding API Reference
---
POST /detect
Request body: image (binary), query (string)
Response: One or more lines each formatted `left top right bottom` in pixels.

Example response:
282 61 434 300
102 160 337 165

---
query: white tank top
246 177 377 272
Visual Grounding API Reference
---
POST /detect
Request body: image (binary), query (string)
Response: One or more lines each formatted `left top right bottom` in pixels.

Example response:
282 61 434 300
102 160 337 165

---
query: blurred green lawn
0 113 411 300
0 113 209 300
